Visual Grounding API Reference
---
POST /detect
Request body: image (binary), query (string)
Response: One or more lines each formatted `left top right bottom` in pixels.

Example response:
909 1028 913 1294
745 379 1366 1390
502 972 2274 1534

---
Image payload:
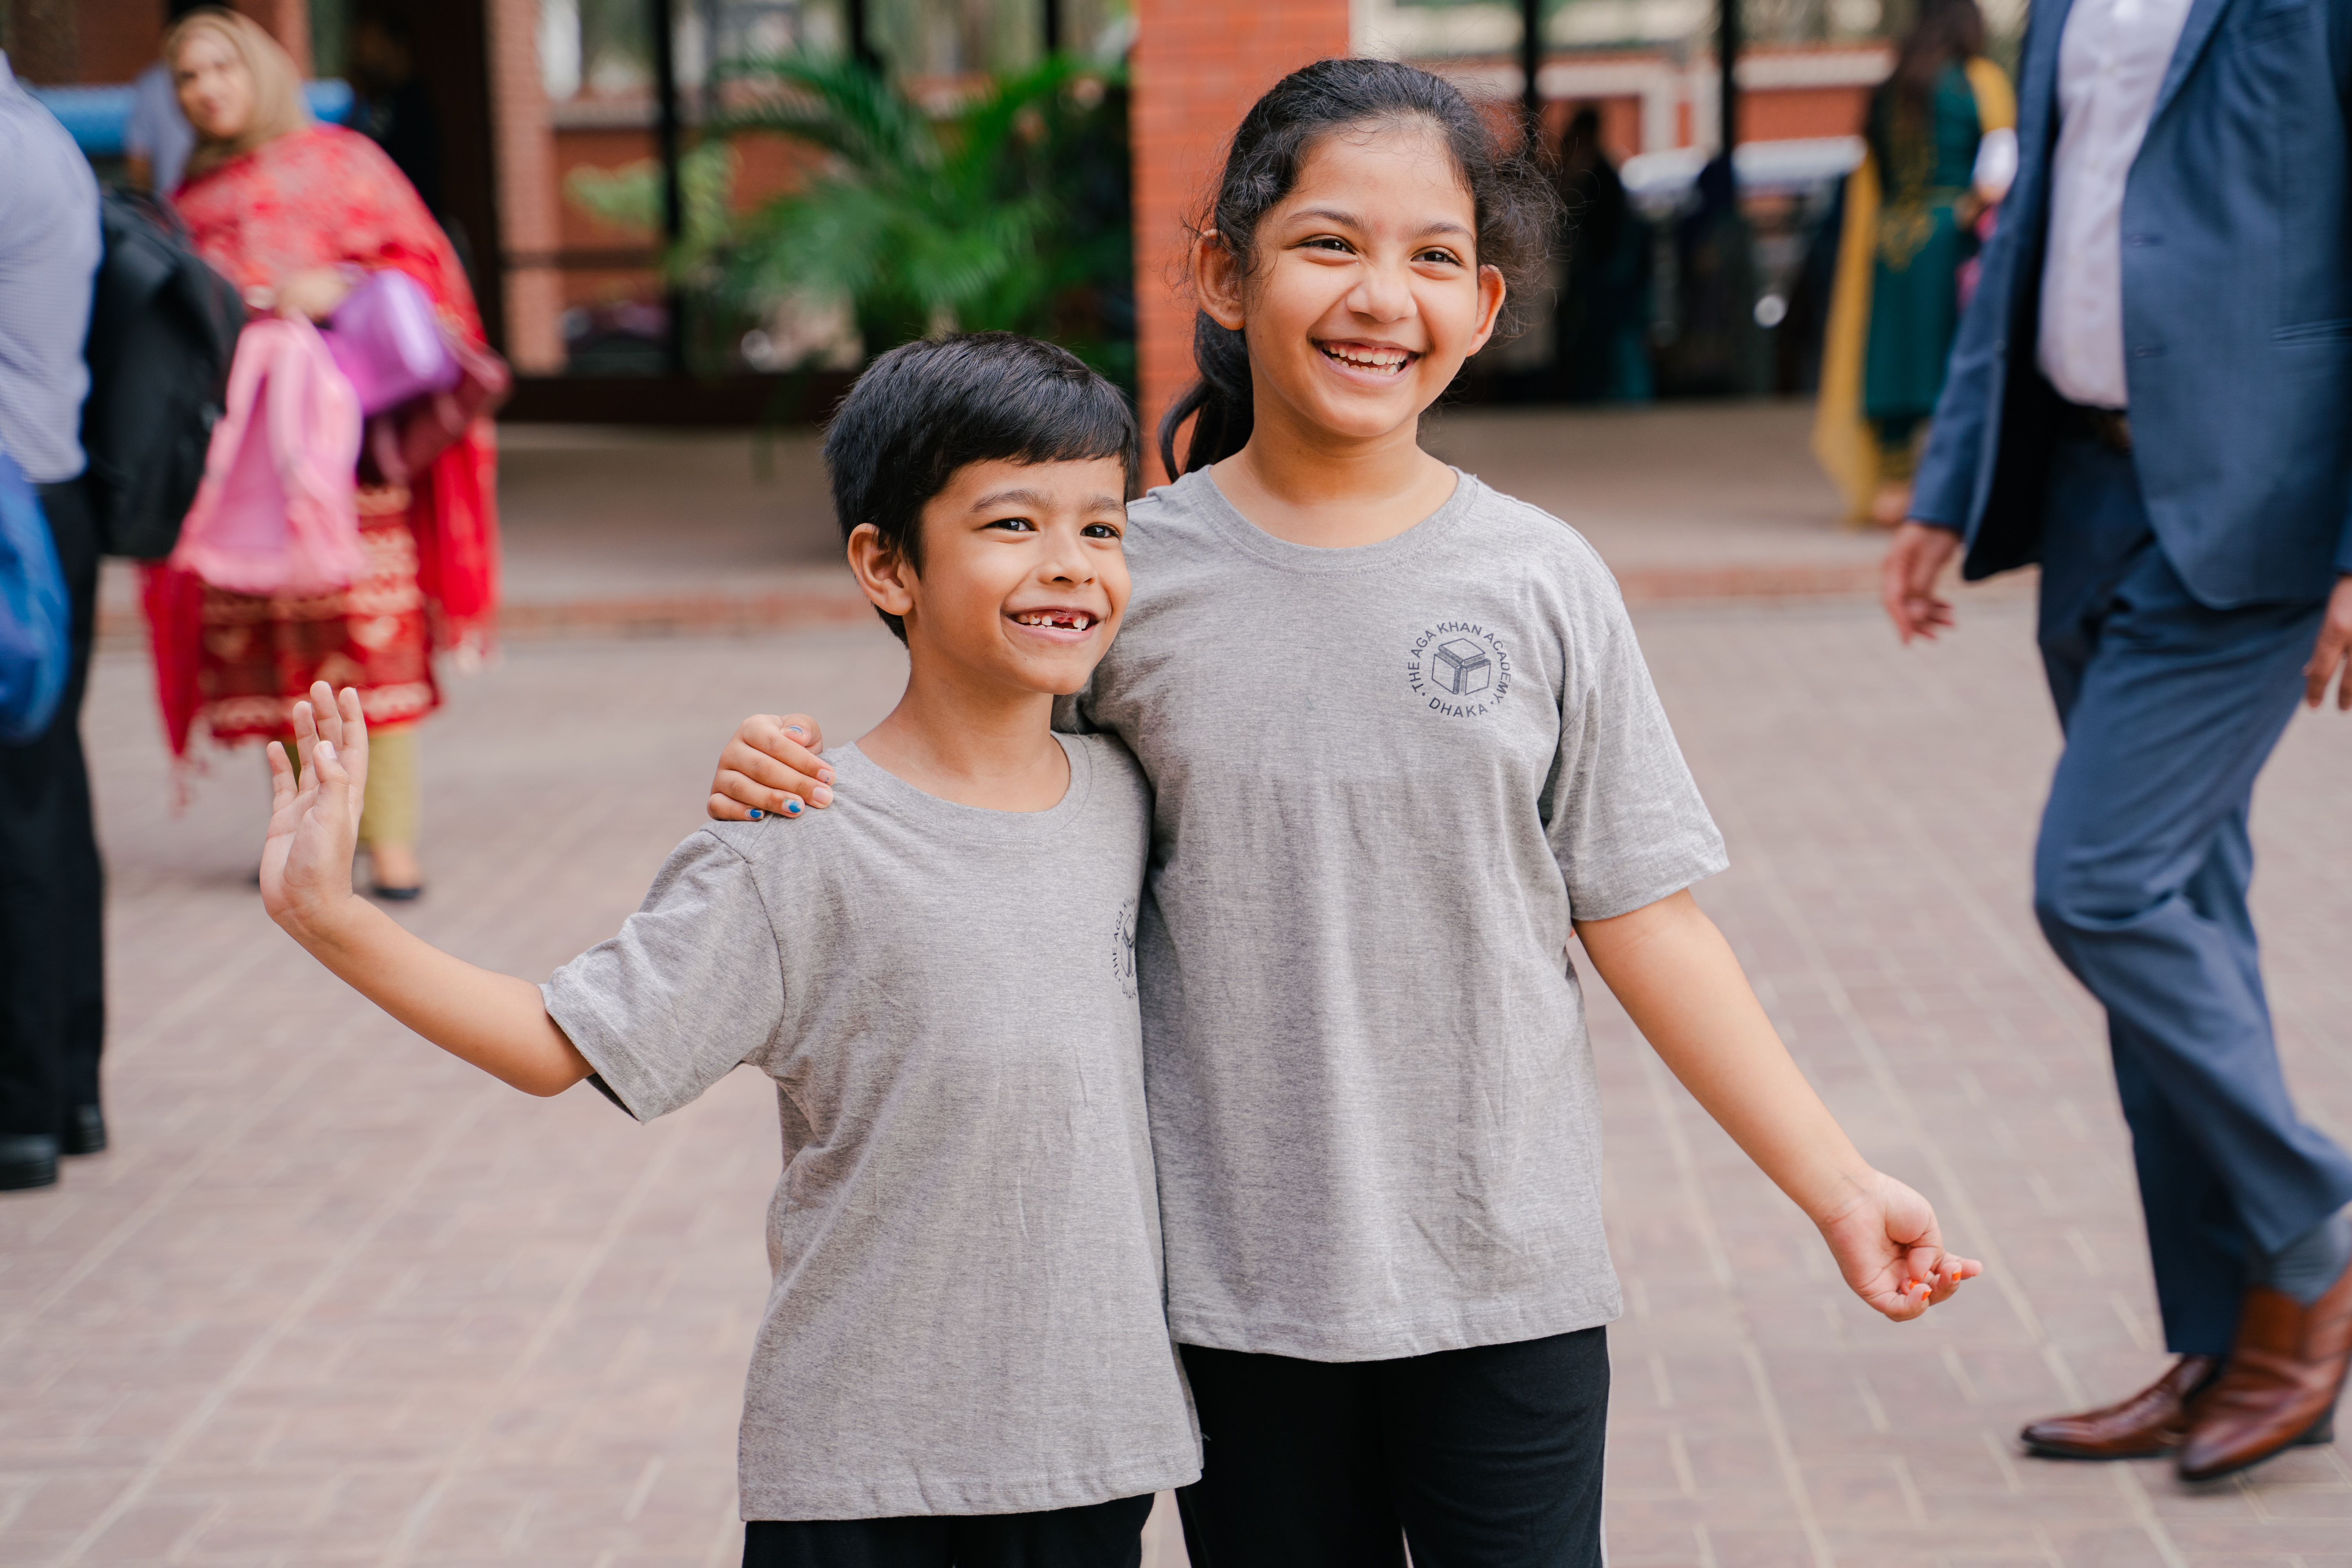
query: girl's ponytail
1155 57 1556 481
1159 312 1253 477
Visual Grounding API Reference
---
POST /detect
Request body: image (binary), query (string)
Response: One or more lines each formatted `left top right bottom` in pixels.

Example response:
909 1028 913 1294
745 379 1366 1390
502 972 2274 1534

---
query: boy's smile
1008 606 1100 641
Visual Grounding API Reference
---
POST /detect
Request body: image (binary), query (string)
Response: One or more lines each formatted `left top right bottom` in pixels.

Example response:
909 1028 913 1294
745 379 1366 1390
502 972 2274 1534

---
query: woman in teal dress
1812 0 2015 525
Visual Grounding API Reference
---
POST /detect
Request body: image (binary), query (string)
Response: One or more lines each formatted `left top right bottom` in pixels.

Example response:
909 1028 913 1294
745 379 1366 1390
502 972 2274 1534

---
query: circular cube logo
1405 621 1514 718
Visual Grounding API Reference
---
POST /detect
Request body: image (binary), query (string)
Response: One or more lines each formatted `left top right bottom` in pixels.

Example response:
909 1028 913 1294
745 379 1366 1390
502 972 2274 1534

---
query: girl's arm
262 684 592 1097
1575 888 1980 1321
708 712 833 820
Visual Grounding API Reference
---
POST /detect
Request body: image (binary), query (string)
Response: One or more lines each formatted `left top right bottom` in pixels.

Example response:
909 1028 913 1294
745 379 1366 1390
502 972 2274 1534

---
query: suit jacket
1909 0 2352 606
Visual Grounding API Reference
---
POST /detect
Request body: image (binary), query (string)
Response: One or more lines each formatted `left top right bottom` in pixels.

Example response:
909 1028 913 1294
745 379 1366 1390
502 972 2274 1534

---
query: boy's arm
1575 888 1980 1321
263 685 592 1097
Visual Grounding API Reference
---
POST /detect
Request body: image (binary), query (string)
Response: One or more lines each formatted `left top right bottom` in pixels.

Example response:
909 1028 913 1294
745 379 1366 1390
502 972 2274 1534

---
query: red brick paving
17 413 2352 1565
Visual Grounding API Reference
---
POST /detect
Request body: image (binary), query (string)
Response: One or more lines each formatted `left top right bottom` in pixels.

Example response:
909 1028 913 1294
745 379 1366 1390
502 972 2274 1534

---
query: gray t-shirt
544 735 1198 1521
1061 468 1728 1362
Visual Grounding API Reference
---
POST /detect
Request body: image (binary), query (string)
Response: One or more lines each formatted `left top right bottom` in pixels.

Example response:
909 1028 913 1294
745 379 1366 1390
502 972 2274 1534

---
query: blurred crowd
0 3 502 1194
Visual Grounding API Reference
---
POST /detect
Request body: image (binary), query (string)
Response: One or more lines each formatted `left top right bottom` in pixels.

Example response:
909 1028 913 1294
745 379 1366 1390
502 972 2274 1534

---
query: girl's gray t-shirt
1060 468 1728 1363
543 735 1199 1521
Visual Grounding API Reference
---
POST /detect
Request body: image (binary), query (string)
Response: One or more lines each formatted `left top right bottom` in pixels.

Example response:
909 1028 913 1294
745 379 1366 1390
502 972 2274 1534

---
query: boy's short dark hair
822 333 1142 643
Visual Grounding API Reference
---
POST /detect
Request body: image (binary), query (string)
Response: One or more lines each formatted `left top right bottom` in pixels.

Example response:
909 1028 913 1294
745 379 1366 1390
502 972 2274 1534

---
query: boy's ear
1195 232 1247 331
846 522 917 622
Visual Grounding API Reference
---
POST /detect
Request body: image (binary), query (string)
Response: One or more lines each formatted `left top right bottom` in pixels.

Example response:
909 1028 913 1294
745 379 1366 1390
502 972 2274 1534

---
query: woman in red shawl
152 7 496 897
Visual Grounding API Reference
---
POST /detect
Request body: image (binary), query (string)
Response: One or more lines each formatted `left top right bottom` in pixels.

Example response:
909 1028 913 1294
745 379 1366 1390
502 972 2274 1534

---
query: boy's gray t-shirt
543 735 1198 1521
1060 468 1728 1362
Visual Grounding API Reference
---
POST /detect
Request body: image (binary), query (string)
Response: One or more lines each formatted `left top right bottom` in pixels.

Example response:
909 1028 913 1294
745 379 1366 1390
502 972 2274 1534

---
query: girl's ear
1194 231 1248 331
1466 263 1508 357
846 522 918 622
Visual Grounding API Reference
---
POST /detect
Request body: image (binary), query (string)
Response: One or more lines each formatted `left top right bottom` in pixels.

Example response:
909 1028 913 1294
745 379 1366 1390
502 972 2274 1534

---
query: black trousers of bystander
742 1493 1154 1568
0 476 106 1165
1176 1326 1609 1568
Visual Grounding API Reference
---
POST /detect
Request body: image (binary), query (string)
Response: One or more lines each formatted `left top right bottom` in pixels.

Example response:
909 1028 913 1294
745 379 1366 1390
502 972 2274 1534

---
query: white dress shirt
2036 0 2198 409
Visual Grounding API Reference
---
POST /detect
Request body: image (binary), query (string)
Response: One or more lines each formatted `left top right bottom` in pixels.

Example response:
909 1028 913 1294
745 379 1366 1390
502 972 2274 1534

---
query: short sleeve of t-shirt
542 829 786 1120
1540 548 1727 921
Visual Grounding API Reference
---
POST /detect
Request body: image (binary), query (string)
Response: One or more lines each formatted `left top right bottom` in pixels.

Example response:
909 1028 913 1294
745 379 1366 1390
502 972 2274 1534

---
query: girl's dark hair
1158 57 1558 478
824 332 1140 644
1881 0 1987 132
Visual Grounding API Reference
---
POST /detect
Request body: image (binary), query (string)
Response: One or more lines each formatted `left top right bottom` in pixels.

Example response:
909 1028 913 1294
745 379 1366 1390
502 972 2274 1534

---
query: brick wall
487 0 565 372
1129 0 1351 481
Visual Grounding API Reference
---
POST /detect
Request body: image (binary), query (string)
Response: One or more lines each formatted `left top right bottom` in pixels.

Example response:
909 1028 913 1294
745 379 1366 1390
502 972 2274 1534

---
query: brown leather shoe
2019 1354 2221 1459
2177 1262 2352 1482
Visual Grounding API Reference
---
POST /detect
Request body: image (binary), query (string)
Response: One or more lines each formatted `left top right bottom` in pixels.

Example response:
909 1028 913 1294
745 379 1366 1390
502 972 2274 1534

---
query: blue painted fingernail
784 800 802 815
786 725 806 737
747 808 765 820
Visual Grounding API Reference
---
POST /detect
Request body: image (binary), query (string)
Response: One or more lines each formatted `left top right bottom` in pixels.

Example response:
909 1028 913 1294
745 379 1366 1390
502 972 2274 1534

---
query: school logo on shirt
1405 621 1513 719
1111 898 1139 998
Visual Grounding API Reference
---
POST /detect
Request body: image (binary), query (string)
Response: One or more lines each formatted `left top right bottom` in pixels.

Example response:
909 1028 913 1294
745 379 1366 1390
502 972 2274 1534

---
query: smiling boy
258 334 1198 1568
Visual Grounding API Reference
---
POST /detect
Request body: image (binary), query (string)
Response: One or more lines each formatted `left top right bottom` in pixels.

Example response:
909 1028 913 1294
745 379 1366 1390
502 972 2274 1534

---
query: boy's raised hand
708 712 832 821
1816 1168 1983 1322
261 683 371 938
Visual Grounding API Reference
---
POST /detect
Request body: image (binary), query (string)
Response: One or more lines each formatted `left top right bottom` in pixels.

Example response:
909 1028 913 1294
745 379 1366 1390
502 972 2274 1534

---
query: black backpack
80 189 245 559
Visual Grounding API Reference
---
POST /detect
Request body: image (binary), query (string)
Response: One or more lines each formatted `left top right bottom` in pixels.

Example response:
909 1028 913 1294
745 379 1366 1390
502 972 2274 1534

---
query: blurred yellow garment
1813 56 2015 523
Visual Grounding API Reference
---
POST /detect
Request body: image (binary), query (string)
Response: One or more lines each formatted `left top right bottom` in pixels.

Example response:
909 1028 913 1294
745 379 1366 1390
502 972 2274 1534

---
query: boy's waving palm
261 682 371 934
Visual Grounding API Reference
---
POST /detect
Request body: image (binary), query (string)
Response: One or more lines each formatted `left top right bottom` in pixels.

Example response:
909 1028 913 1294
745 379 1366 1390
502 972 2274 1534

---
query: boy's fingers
309 681 340 746
292 699 319 776
267 739 296 809
313 739 352 801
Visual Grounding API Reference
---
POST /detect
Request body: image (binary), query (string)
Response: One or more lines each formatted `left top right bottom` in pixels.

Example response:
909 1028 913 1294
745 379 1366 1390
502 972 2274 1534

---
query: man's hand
2303 574 2352 710
1882 521 1963 643
1815 1169 1984 1321
709 713 831 820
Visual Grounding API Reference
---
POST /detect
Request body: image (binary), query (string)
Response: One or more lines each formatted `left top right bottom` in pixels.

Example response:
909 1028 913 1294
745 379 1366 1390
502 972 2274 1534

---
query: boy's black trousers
1176 1326 1609 1568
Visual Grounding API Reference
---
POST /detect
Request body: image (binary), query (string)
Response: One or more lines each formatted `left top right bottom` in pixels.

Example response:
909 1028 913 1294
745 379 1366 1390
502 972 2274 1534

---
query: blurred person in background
125 0 207 197
1813 0 2014 527
1551 106 1651 403
0 48 105 1190
146 7 497 900
1884 0 2352 1483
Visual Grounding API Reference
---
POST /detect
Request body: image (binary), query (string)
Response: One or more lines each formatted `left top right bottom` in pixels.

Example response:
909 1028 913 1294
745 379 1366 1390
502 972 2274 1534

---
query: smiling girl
711 60 1978 1567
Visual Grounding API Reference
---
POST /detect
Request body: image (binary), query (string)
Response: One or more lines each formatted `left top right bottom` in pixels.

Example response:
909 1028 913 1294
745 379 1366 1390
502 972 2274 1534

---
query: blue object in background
31 79 352 158
0 452 70 746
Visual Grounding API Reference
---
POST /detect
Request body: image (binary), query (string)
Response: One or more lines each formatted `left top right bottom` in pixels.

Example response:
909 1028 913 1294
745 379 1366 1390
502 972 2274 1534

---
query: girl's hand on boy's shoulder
1815 1169 1984 1323
261 682 370 945
709 713 831 822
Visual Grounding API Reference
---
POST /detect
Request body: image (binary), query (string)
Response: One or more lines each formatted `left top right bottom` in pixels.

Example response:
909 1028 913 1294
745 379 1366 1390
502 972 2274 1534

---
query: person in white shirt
1883 0 2352 1484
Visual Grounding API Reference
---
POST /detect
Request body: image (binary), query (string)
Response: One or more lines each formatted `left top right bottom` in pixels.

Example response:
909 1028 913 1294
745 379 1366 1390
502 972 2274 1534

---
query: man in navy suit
1885 0 2352 1481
